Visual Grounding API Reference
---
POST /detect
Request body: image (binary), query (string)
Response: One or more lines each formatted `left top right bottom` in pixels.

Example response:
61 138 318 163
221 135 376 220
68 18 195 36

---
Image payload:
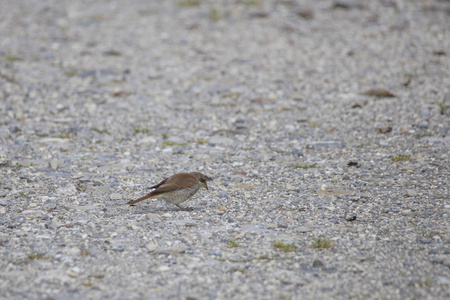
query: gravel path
1 0 449 299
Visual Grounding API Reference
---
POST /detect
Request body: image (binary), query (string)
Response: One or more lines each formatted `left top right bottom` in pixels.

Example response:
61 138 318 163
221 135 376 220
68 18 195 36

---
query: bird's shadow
123 205 196 213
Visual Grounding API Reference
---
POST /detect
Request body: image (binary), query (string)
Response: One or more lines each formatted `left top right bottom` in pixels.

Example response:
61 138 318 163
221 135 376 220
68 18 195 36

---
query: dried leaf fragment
361 89 396 98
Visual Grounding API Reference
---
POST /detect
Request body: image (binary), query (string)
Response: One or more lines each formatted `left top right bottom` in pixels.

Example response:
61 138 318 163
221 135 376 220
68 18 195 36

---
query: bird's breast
160 184 200 204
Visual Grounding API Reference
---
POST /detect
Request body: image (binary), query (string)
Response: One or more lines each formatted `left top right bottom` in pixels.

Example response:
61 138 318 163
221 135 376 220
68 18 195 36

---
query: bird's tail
124 193 154 206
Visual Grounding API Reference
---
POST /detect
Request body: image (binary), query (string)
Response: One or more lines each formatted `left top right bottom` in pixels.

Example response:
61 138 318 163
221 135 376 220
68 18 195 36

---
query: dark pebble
420 238 432 244
403 261 414 267
312 259 324 268
277 222 288 229
431 258 444 264
218 193 229 199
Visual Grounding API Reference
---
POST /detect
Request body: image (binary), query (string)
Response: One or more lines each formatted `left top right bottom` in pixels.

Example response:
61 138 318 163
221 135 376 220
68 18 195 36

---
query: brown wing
169 173 198 189
148 177 168 189
150 173 197 194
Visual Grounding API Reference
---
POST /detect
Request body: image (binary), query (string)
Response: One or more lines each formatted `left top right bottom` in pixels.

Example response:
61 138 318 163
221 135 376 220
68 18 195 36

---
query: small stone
436 276 450 285
297 227 313 233
146 243 157 252
43 202 57 211
146 213 160 220
312 260 324 268
68 267 81 277
431 258 444 264
137 137 156 145
68 247 81 255
420 238 432 244
49 158 58 170
158 265 170 272
405 189 418 197
310 140 346 149
218 193 229 199
208 136 234 145
74 218 89 225
56 184 77 196
45 222 57 229
428 249 439 255
443 249 450 255
109 193 122 200
345 213 357 221
432 235 441 241
277 222 288 229
403 261 414 267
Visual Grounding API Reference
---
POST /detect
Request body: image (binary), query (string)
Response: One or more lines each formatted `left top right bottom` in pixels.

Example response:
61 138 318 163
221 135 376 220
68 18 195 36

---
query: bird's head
191 172 213 190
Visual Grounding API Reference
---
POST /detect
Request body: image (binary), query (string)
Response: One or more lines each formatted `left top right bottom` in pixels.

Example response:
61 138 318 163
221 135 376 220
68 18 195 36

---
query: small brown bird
125 172 212 210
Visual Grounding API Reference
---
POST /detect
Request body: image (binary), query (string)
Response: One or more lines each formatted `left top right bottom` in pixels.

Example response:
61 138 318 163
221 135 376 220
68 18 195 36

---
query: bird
125 172 212 210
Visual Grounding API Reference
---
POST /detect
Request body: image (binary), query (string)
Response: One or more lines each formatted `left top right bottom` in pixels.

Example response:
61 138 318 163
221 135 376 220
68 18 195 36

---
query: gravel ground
1 0 449 299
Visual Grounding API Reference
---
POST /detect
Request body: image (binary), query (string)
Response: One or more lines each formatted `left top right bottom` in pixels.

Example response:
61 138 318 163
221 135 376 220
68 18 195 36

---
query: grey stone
43 202 57 211
208 136 234 145
109 193 123 200
74 218 89 225
146 243 157 252
405 189 418 197
431 258 444 264
49 158 58 170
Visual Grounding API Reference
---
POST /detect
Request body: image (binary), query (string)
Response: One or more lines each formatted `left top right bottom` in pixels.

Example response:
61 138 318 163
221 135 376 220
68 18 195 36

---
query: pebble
297 227 313 233
431 258 444 264
312 260 324 268
420 238 432 244
405 189 418 197
43 202 57 211
345 213 357 221
146 213 160 220
49 158 58 170
74 218 89 225
146 243 157 252
109 193 123 200
208 136 234 145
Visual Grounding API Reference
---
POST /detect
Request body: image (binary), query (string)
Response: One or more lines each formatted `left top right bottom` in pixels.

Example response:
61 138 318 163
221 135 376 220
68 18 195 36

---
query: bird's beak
203 182 209 190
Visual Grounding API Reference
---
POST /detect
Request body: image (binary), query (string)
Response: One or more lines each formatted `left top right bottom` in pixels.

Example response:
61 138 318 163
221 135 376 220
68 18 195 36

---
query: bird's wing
152 174 197 194
171 173 198 189
148 177 168 189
